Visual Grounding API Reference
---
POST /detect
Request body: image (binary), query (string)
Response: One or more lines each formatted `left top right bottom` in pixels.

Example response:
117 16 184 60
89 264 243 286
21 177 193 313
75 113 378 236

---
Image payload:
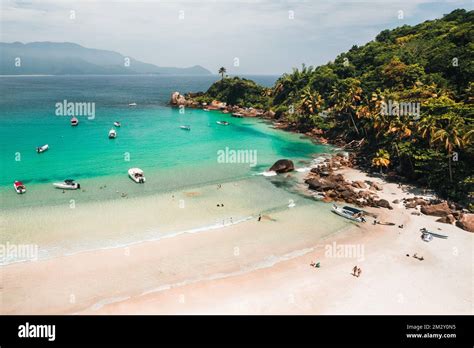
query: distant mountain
0 42 212 75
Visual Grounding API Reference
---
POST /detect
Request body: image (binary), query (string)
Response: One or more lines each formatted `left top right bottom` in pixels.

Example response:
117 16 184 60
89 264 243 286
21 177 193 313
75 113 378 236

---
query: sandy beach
1 165 472 315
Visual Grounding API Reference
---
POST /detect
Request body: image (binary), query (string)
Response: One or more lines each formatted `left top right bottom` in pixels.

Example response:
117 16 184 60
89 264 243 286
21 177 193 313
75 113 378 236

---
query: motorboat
36 144 49 153
203 108 210 112
71 117 79 126
53 179 81 190
232 113 244 118
128 102 137 107
180 125 191 131
128 168 145 183
13 181 26 194
420 228 448 240
331 204 366 222
114 121 121 127
109 129 117 139
421 233 433 242
216 121 229 126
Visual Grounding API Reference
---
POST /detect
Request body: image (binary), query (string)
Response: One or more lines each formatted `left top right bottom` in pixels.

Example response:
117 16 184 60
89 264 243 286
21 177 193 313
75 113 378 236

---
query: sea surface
0 75 349 264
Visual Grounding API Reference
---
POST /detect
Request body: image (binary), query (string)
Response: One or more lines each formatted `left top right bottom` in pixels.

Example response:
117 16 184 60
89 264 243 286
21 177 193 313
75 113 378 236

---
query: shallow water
0 75 345 264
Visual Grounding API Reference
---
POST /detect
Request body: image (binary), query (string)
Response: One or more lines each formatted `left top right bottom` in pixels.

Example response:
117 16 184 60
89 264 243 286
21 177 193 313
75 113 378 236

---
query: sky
1 0 472 75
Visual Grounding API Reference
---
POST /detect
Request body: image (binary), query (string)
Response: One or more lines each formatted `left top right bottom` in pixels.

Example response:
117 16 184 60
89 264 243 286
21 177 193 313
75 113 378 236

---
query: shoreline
2 164 472 315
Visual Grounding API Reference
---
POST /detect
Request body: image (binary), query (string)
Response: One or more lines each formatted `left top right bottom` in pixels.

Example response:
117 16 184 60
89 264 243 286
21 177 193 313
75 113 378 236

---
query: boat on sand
53 179 81 190
13 181 26 194
331 204 366 222
128 168 146 183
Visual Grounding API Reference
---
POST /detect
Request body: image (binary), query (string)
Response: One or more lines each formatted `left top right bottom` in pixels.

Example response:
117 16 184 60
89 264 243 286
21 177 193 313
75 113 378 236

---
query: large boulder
306 178 336 191
269 159 294 173
420 202 452 217
436 214 455 225
170 91 187 106
456 214 474 232
375 199 392 210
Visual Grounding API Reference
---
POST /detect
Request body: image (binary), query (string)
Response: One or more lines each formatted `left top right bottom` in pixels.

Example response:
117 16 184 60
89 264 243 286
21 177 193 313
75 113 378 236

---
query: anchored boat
36 144 49 153
53 179 81 190
71 117 79 126
13 181 26 194
114 121 121 127
180 125 191 131
331 204 366 222
109 129 117 139
128 168 146 183
216 121 229 126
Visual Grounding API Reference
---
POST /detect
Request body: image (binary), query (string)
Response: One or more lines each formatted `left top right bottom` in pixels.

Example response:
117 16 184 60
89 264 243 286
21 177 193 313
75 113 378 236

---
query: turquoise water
0 76 351 265
0 75 327 209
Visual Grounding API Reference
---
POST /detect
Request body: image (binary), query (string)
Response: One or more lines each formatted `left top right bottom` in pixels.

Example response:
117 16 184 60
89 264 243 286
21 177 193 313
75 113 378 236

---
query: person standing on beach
352 266 358 276
357 268 362 277
258 214 262 222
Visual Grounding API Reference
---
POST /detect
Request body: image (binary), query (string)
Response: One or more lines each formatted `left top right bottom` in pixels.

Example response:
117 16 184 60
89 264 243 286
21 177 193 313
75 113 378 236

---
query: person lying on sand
413 253 424 261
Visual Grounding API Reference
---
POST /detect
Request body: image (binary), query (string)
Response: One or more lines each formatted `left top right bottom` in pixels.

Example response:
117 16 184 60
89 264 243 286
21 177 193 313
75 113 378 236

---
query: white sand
1 167 472 315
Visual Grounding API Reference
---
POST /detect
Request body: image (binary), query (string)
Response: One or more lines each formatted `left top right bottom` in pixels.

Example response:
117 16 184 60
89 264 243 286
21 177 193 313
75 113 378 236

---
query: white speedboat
109 129 117 139
203 109 210 112
180 125 191 131
114 121 121 127
128 102 137 107
421 233 433 242
331 204 366 222
128 168 145 183
53 179 81 190
13 181 26 194
71 117 79 126
216 121 229 126
36 144 49 153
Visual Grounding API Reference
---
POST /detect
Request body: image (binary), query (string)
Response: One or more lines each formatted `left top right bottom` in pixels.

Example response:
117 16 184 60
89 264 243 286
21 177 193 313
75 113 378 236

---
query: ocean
0 75 349 264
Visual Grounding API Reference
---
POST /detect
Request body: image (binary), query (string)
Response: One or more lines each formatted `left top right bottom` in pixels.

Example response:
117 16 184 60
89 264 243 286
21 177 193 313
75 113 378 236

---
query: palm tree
299 87 323 115
372 149 391 174
330 78 362 135
218 67 226 80
430 113 471 182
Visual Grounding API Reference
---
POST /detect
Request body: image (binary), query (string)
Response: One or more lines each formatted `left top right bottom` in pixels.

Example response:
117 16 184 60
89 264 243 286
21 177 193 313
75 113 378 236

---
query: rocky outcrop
456 214 474 232
420 202 452 217
269 159 294 173
368 181 383 191
305 156 392 209
351 180 367 189
170 91 185 105
436 214 455 225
